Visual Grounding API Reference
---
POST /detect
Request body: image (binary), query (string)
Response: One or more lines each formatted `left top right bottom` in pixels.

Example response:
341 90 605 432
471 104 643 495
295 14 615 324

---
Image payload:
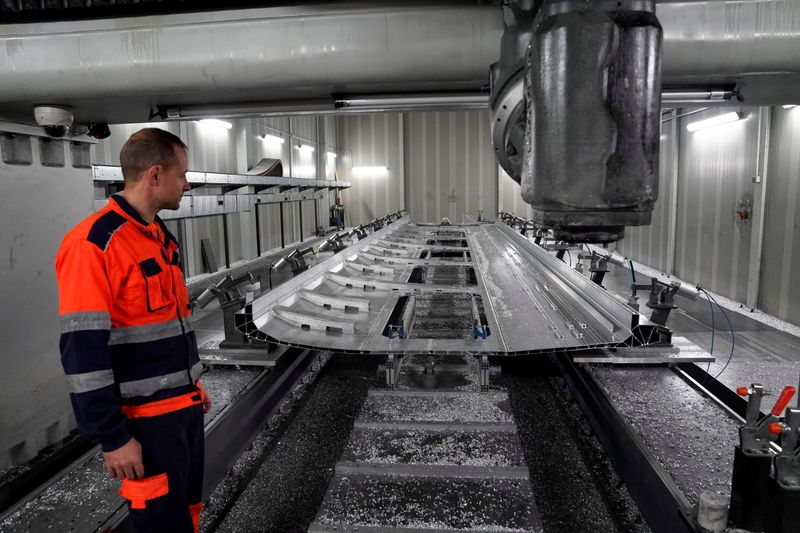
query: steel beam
555 355 695 533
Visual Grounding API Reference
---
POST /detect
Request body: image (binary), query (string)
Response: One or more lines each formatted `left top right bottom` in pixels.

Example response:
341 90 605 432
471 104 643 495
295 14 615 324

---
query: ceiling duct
0 2 798 123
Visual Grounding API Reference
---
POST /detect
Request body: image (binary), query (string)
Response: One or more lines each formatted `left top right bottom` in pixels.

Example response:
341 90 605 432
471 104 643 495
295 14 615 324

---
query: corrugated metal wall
336 110 498 226
251 117 290 173
617 108 758 301
673 107 758 302
337 113 405 226
301 199 318 239
404 110 497 224
258 203 284 253
184 120 240 173
760 106 800 322
616 124 677 272
95 117 336 276
617 107 794 317
91 121 181 166
498 167 534 219
290 116 318 180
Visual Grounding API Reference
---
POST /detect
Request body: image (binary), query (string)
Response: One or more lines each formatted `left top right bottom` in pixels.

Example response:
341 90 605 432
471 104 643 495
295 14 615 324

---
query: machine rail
556 356 697 533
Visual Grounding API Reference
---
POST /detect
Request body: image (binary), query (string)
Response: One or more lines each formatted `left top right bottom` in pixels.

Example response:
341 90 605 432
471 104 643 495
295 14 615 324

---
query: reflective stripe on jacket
55 194 200 452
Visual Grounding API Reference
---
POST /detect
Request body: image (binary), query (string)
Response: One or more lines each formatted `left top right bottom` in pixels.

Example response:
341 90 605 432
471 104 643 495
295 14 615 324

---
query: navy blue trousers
122 404 204 533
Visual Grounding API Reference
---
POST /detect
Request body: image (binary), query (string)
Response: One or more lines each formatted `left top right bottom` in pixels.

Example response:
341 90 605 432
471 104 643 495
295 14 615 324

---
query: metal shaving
344 429 525 467
359 391 513 424
592 366 738 504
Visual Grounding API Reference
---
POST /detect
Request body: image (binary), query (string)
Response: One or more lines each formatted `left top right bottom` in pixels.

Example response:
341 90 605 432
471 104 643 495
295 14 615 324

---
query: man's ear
142 165 162 186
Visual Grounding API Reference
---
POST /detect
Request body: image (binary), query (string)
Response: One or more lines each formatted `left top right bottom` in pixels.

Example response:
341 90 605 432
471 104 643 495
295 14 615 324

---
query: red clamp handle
768 423 785 435
771 386 797 417
736 386 750 397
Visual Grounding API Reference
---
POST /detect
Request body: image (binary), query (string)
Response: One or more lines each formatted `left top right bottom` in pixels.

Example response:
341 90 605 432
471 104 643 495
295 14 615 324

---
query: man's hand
198 382 212 414
103 437 144 480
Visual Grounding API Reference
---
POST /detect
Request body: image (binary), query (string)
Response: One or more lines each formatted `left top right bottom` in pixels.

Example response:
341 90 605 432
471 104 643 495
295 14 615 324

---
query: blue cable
702 289 715 374
700 288 736 379
628 259 637 283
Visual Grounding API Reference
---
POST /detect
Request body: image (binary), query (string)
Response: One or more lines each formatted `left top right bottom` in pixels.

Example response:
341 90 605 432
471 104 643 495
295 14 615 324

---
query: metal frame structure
92 165 350 221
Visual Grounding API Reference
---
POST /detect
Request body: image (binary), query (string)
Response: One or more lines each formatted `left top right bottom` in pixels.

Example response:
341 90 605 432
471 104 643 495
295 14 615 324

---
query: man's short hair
120 128 188 183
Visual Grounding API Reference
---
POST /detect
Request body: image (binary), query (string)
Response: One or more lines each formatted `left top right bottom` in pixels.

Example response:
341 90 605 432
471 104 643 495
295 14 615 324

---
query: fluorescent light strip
295 144 315 153
197 119 233 130
327 152 337 158
294 165 315 176
263 134 285 143
686 112 742 132
352 166 388 175
783 105 798 109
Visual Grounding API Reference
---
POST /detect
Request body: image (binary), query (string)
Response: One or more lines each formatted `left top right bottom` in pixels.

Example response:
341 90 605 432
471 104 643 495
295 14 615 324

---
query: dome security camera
33 105 74 138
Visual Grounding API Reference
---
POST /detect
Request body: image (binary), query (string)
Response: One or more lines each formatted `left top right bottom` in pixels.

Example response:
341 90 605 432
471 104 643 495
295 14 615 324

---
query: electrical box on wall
734 199 752 223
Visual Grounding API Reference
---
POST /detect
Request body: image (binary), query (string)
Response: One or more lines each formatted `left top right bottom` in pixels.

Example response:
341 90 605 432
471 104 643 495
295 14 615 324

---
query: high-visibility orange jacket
55 194 201 452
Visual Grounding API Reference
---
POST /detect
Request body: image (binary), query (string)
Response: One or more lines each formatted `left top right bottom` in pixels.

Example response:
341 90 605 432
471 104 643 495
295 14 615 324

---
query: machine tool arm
490 0 662 243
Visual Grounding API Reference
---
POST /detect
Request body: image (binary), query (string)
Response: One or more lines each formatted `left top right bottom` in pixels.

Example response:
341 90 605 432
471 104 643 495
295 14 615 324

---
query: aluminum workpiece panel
236 219 639 355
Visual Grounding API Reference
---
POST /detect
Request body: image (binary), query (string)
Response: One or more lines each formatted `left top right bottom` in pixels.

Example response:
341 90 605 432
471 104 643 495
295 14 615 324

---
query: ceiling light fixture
336 94 488 112
294 165 315 176
686 112 744 133
263 134 285 143
197 119 232 130
783 104 798 109
327 152 337 158
295 144 315 153
352 166 388 175
661 88 735 104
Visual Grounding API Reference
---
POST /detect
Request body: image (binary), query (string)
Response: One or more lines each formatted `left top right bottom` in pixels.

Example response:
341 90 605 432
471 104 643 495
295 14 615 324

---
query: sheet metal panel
301 199 318 238
258 203 283 253
404 110 497 224
251 117 290 172
338 113 405 226
185 120 239 174
760 106 800 322
92 122 181 166
498 166 534 220
290 116 318 144
674 107 759 302
236 219 638 355
283 202 300 245
188 215 227 274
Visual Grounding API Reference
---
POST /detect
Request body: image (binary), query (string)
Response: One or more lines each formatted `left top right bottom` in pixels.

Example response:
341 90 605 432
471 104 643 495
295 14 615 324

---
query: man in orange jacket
56 128 211 533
